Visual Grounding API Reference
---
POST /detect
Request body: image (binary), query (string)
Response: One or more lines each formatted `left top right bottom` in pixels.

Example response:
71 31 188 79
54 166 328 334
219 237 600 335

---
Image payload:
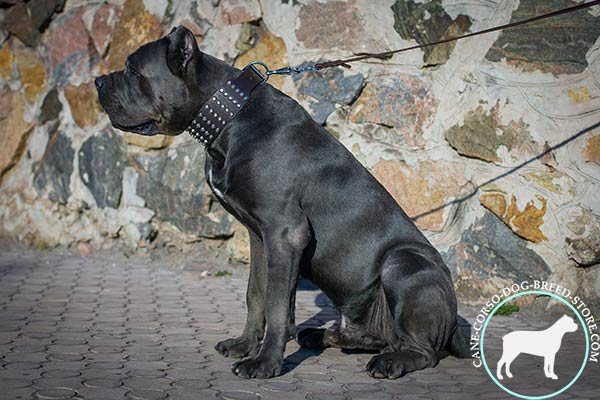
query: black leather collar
185 64 266 147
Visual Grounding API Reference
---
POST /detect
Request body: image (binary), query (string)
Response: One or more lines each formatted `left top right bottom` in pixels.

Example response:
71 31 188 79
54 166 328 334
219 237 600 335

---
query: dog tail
447 323 471 358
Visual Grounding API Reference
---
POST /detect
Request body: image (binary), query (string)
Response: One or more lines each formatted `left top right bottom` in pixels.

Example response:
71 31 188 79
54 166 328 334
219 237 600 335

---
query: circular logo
480 290 590 399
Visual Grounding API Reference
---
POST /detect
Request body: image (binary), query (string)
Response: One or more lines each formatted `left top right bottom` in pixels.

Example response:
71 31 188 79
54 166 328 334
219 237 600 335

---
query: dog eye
126 64 142 78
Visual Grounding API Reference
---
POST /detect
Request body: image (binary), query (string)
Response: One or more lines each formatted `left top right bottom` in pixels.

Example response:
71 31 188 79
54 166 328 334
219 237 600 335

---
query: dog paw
215 336 259 359
232 356 282 379
366 353 404 379
297 328 327 348
506 372 513 379
550 374 558 380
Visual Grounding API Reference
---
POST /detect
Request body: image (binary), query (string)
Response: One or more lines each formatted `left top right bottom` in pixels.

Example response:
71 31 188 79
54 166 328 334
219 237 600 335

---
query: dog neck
185 58 266 147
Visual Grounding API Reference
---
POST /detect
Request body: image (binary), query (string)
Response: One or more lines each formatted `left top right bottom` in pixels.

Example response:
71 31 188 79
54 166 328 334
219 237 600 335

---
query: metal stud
211 124 215 129
236 103 241 108
219 88 224 92
215 128 220 133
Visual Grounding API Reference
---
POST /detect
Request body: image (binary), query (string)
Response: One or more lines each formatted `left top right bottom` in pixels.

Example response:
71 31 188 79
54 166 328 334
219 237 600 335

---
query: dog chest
207 166 226 202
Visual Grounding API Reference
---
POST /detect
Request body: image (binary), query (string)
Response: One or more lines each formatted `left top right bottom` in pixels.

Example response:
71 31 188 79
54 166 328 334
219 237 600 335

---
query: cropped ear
167 26 198 76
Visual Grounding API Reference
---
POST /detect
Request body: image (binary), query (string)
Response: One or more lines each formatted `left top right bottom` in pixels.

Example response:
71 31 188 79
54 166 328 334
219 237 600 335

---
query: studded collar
184 64 267 147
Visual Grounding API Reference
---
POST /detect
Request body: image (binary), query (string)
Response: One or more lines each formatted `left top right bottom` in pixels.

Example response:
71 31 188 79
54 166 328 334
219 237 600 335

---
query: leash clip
244 61 319 81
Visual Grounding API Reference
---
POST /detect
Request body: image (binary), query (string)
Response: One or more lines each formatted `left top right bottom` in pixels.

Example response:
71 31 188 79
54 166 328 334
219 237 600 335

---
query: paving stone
220 390 261 400
82 377 123 388
0 377 34 388
33 387 78 399
125 389 168 400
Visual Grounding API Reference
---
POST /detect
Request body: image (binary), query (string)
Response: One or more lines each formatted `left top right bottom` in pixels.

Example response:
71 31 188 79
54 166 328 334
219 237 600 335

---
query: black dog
96 26 470 379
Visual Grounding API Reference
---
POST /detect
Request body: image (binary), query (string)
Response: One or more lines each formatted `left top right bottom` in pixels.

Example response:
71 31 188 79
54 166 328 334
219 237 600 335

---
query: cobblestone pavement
0 249 598 399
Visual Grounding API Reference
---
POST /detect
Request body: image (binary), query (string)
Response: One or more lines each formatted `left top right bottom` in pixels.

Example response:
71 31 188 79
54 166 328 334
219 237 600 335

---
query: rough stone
235 28 288 91
123 133 173 150
220 0 262 25
296 0 387 52
443 212 552 304
227 221 250 264
372 159 466 231
14 46 46 103
445 102 538 164
485 0 600 75
1 2 38 46
521 170 575 195
122 167 146 208
104 0 163 72
391 0 471 66
293 63 364 125
118 206 154 225
1 0 66 48
90 3 118 57
45 7 98 84
0 91 33 180
130 144 233 238
78 242 93 257
40 88 63 125
33 130 74 204
583 134 600 165
480 193 548 243
349 75 437 148
78 128 127 209
0 39 14 80
566 87 592 104
64 81 100 128
565 208 600 267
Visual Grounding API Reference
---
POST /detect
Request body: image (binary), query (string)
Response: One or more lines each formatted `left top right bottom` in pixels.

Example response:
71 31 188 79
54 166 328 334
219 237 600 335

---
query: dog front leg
232 218 309 379
216 231 266 358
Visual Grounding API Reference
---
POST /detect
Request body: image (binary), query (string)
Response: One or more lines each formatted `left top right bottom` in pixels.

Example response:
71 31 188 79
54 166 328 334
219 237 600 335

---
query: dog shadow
281 279 474 374
282 280 380 375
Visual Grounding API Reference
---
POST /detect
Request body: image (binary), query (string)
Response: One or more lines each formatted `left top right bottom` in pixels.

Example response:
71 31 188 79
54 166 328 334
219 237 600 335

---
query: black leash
186 0 600 147
264 0 600 75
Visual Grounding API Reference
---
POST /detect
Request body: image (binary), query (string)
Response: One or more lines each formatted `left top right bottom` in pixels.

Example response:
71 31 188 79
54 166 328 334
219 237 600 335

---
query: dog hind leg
366 248 456 378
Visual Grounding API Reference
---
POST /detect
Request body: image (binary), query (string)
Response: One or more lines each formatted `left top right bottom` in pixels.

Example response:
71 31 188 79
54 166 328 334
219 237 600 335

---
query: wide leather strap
185 64 266 147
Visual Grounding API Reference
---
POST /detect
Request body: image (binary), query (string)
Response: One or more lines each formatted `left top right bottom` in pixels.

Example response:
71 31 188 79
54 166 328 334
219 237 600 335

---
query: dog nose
94 76 105 91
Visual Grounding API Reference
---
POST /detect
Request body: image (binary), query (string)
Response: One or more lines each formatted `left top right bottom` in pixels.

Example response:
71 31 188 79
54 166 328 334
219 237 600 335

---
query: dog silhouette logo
496 315 578 380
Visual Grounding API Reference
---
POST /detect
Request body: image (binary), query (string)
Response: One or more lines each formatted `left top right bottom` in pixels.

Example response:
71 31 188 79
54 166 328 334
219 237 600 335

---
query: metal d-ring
244 61 271 83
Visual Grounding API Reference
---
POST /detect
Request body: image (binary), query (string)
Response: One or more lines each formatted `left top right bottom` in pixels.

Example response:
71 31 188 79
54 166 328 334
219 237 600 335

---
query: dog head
559 315 578 332
95 26 204 136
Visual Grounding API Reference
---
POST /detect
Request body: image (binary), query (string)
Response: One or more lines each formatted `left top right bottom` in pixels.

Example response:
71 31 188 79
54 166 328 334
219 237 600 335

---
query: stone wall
1 0 599 306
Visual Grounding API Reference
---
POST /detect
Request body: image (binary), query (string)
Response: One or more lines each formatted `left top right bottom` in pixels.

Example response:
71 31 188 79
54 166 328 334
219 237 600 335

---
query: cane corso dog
96 26 470 379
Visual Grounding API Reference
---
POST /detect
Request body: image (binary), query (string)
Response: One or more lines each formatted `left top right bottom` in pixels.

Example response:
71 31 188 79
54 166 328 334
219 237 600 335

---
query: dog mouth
113 119 160 135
